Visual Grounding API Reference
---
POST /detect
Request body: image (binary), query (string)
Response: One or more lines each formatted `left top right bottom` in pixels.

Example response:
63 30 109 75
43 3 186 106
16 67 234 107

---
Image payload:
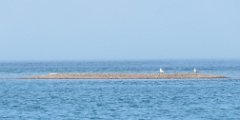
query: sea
0 60 240 120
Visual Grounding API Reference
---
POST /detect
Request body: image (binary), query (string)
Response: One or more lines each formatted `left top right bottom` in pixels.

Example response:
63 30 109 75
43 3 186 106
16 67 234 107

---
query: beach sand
29 73 226 79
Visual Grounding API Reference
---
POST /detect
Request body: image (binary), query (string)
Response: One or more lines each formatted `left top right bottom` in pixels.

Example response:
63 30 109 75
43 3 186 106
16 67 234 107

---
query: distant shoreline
29 73 226 79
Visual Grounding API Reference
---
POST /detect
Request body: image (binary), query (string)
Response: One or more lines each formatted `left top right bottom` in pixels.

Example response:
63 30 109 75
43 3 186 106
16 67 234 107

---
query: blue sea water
0 60 240 119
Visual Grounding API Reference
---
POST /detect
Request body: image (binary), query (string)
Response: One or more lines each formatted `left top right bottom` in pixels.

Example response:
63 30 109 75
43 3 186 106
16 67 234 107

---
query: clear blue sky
0 0 239 61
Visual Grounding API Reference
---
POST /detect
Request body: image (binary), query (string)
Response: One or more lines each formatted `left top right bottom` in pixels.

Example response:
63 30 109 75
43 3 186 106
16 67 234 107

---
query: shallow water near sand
0 60 240 119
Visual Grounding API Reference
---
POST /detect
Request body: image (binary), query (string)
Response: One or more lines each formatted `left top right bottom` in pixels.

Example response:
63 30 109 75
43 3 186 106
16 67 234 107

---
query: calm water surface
0 60 240 119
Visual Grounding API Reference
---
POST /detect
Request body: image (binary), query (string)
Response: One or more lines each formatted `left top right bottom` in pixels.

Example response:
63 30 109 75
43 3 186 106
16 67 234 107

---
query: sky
0 0 239 61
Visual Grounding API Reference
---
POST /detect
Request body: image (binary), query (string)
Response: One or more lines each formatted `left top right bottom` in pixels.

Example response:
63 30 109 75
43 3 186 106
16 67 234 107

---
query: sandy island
29 73 226 79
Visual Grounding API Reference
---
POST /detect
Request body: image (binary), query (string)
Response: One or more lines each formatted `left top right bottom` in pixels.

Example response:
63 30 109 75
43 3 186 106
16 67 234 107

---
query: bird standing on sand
193 68 197 73
159 68 165 74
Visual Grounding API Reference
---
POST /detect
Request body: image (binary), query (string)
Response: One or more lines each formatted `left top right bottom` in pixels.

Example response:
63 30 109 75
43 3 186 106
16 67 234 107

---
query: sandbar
29 73 226 79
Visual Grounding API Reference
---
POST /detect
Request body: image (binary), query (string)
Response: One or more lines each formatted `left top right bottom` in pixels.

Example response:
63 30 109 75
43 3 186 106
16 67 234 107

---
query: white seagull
193 68 197 73
159 68 165 74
